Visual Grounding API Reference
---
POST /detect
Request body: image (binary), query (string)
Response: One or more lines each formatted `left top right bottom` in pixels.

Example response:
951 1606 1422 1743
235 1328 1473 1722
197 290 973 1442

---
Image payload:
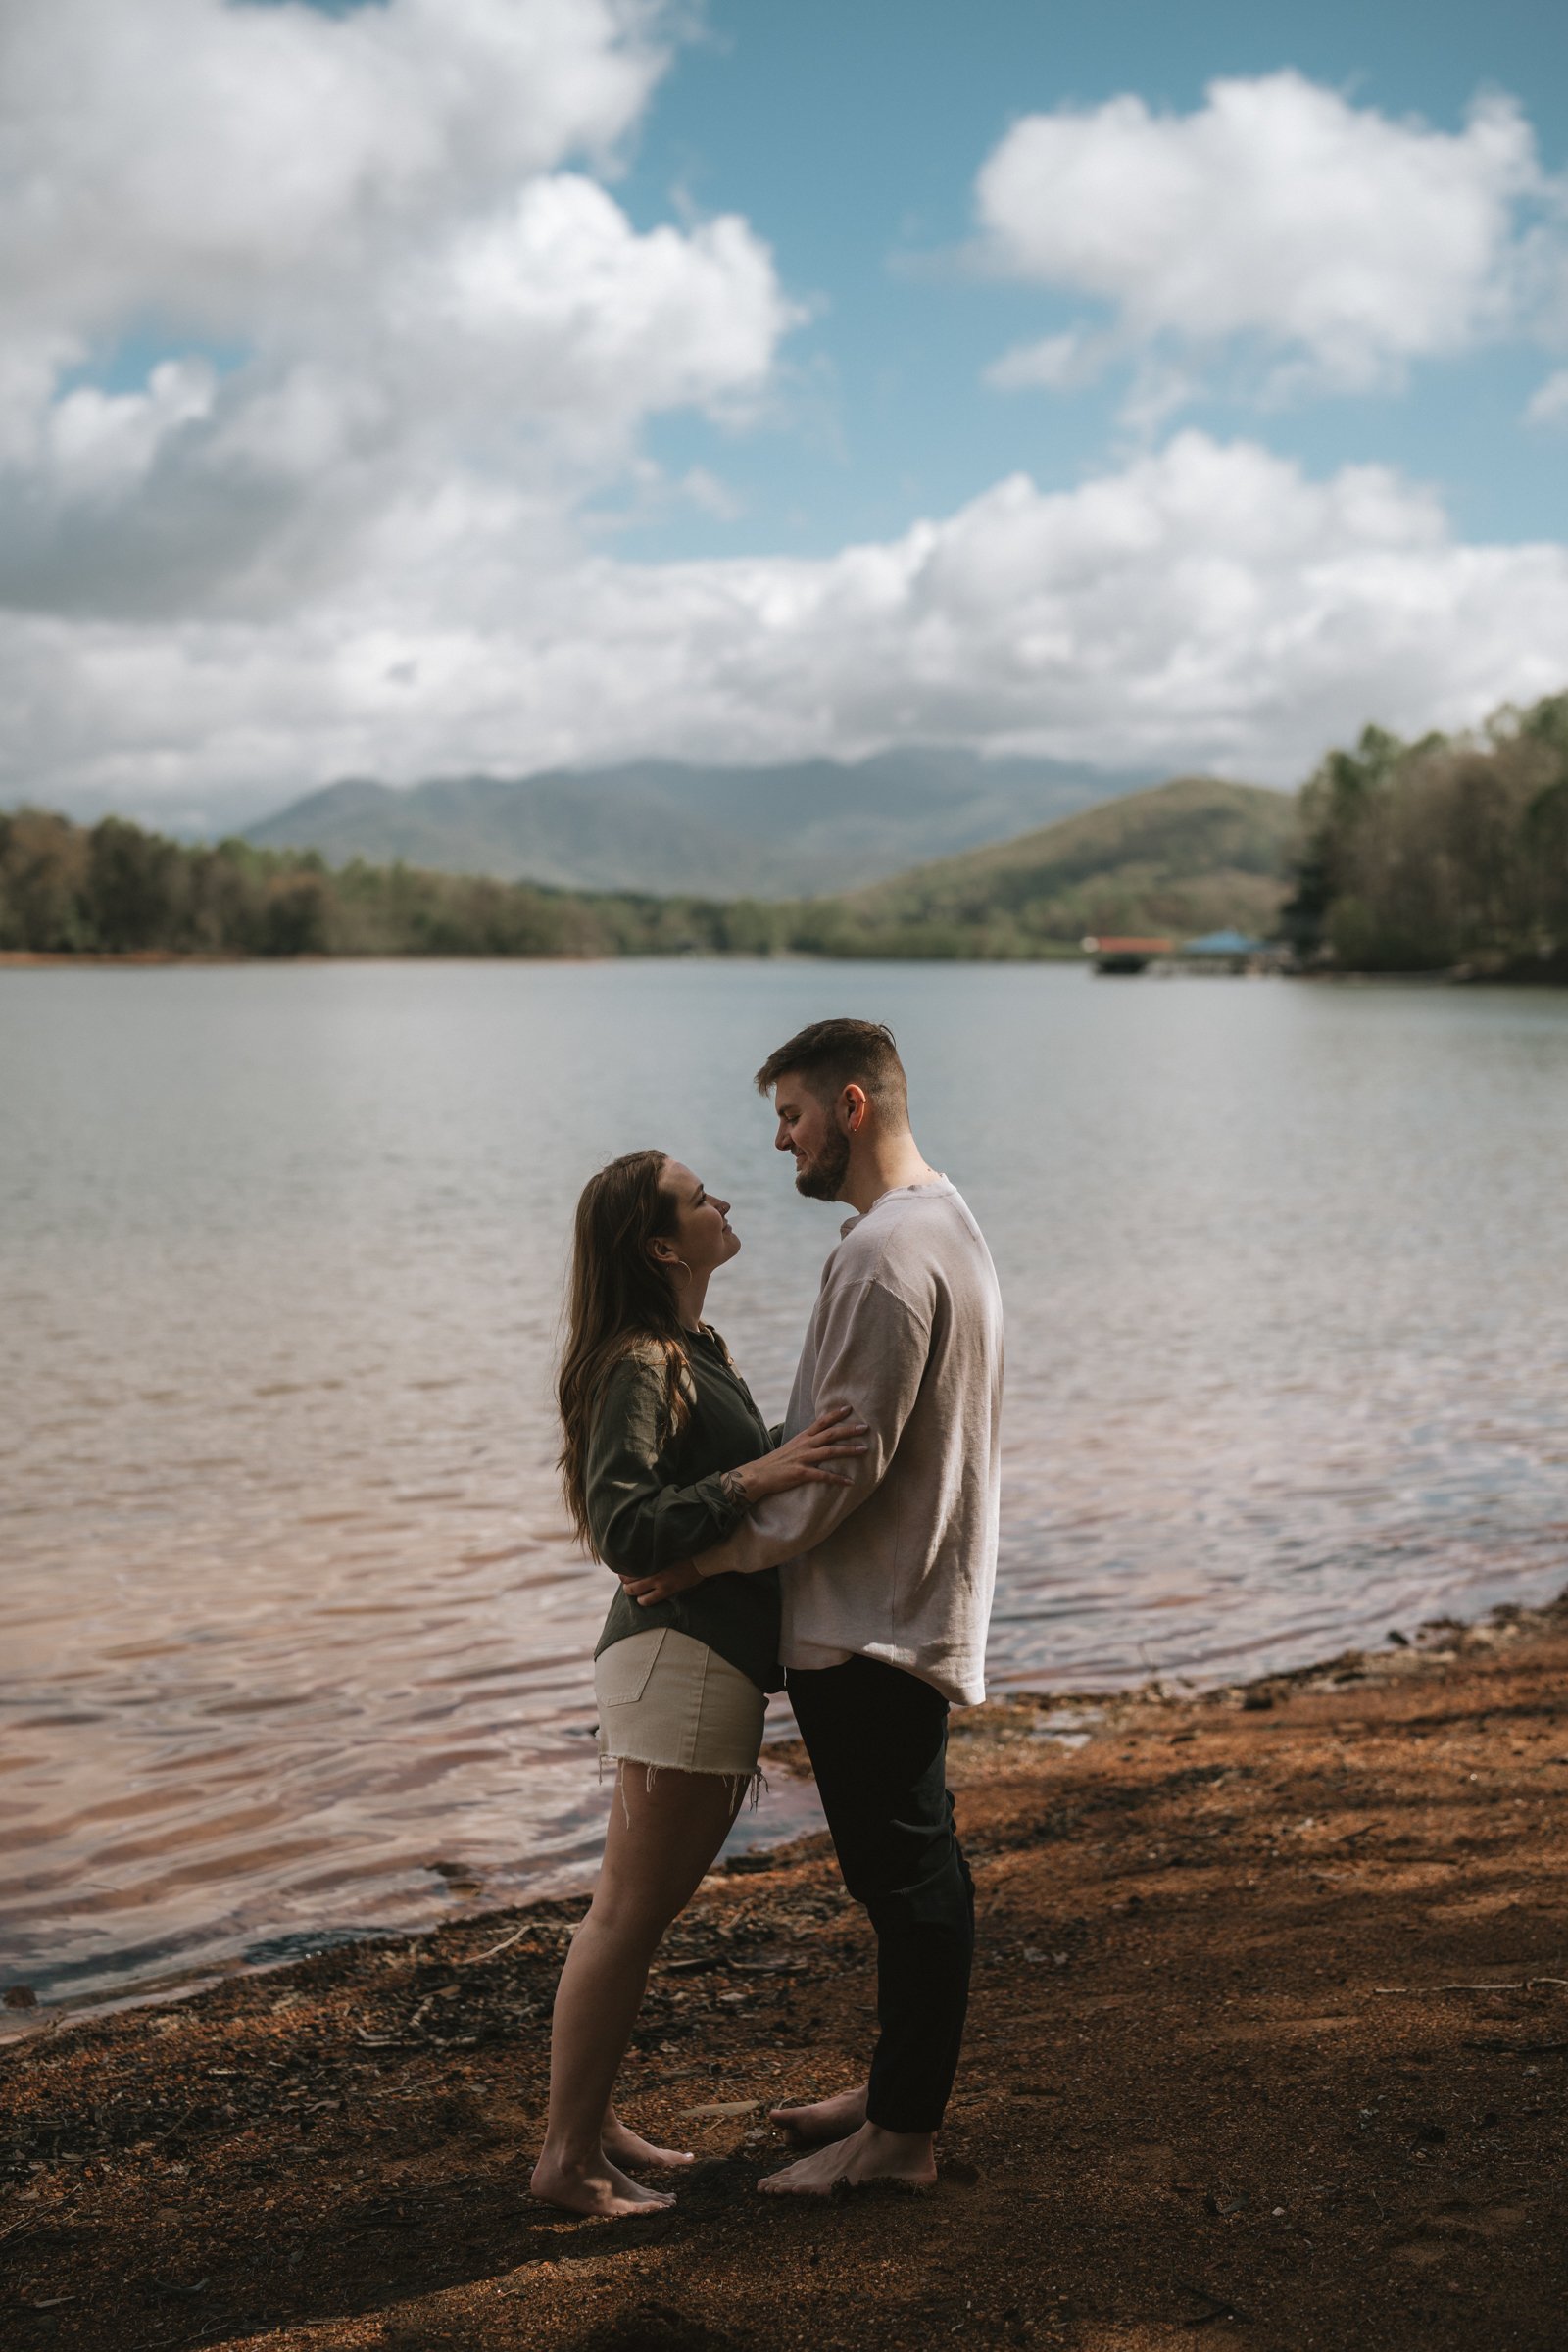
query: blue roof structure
1181 928 1271 956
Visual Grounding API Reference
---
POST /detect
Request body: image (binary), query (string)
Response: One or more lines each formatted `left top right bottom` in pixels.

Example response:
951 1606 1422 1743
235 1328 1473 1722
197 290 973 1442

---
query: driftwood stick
460 1921 533 1967
1370 1977 1568 1996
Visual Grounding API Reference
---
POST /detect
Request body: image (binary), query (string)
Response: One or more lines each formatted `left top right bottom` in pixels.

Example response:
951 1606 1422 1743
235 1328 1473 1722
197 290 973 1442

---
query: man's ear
841 1082 868 1133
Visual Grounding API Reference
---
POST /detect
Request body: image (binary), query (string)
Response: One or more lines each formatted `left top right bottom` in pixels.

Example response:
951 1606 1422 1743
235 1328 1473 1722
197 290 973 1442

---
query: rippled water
3 960 1567 2006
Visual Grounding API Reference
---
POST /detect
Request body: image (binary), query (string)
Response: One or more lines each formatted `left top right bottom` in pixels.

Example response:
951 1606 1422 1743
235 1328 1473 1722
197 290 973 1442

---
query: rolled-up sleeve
691 1277 928 1579
585 1356 752 1577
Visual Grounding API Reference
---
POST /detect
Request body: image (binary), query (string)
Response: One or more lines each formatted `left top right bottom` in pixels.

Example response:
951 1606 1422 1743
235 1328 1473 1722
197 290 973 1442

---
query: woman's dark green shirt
587 1326 782 1694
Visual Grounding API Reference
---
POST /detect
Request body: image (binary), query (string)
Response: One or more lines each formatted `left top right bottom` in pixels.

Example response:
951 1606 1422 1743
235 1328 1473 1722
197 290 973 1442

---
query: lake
3 959 1567 2009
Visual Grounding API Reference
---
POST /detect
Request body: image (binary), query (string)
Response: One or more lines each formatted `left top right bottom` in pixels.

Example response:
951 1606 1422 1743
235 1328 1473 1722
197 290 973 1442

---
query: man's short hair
754 1018 908 1120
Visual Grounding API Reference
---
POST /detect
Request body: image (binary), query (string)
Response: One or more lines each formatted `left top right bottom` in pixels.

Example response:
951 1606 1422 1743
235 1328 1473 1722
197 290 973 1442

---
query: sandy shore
5 1595 1567 2352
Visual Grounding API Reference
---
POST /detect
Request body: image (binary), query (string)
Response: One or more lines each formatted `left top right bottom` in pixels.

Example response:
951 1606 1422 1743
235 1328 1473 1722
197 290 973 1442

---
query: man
623 1017 1004 2195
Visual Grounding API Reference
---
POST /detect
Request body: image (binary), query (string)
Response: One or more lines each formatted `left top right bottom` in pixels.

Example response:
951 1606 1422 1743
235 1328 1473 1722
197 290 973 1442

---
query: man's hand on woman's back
619 1405 866 1605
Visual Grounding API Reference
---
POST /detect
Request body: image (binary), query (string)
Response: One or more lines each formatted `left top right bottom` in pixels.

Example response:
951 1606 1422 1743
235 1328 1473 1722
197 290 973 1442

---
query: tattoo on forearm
718 1469 753 1515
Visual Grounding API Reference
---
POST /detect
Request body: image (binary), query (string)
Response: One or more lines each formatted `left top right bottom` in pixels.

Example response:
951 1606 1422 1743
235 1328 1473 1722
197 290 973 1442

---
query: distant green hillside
791 776 1297 956
2 776 1298 962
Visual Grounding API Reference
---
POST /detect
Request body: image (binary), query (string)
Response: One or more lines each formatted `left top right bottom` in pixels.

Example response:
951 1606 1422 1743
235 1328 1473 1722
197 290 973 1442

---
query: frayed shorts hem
597 1751 767 1814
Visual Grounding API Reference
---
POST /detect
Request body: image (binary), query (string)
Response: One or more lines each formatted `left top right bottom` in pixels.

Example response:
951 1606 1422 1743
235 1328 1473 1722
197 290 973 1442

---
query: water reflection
2 961 1566 2002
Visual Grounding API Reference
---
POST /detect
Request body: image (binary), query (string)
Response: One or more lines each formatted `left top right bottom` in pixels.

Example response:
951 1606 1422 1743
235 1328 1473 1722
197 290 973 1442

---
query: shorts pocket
595 1628 667 1709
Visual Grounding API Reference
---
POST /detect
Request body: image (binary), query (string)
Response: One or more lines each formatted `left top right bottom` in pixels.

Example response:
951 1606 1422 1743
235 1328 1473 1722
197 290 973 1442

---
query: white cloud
47 361 219 501
0 0 798 617
977 74 1553 402
416 174 792 429
7 434 1566 828
0 0 662 337
1526 369 1568 425
983 331 1101 392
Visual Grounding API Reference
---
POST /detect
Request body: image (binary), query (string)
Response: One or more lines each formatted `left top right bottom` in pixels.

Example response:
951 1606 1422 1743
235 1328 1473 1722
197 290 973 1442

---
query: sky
4 0 1568 833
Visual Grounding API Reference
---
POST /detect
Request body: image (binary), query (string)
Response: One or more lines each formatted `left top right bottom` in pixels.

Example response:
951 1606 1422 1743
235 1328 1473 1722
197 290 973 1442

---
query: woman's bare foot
529 2151 675 2218
758 2121 937 2198
768 2083 868 2146
601 2117 696 2171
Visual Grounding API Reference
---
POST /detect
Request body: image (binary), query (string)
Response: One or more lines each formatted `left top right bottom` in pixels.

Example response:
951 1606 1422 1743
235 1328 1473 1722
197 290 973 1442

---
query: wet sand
5 1594 1567 2352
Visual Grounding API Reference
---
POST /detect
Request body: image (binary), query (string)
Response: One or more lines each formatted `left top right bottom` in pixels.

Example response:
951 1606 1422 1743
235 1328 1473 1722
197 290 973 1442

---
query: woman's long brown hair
557 1149 692 1557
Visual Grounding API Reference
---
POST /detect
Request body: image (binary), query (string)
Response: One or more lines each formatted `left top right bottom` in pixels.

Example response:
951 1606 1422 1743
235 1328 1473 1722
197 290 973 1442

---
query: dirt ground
5 1596 1567 2352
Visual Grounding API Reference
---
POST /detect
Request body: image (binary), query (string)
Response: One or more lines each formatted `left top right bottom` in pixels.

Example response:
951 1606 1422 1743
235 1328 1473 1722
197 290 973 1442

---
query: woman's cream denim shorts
594 1625 765 1781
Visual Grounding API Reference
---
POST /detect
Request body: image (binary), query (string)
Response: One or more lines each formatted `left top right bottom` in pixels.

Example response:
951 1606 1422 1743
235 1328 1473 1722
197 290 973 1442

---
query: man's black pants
786 1653 975 2134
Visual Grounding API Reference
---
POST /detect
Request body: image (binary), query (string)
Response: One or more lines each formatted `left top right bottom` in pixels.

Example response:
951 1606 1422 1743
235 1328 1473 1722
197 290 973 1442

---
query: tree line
0 809 781 959
1285 692 1568 975
0 807 1066 962
5 687 1568 969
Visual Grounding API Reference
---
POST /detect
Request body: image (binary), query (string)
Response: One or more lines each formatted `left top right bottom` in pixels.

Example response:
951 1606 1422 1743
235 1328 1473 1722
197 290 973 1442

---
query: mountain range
1 770 1301 957
241 749 1164 900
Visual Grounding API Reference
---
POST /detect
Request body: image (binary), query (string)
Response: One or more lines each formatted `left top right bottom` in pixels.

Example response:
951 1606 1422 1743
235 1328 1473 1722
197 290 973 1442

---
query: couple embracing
532 1018 1004 2216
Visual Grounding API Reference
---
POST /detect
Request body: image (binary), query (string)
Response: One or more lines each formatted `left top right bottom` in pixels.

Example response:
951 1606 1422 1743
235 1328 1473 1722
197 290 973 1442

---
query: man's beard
794 1126 852 1201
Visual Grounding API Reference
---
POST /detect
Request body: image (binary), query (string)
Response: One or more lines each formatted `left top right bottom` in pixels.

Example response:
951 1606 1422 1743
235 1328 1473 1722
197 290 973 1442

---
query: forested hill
0 775 1294 960
241 749 1158 900
817 776 1296 956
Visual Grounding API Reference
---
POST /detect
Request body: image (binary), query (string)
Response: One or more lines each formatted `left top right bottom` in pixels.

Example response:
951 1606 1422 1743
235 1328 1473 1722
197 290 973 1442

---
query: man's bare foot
528 2151 674 2218
768 2083 868 2146
601 2117 696 2171
758 2121 937 2198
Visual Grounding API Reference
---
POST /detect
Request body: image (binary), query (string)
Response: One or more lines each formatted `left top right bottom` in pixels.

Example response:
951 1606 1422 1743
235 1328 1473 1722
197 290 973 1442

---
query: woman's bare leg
530 1765 744 2217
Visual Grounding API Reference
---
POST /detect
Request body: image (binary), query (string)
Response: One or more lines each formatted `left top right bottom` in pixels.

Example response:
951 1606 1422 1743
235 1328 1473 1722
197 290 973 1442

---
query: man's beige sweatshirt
692 1177 1004 1706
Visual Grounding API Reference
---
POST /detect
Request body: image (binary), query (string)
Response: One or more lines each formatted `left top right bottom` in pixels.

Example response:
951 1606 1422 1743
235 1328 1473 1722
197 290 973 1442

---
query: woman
529 1149 866 2218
